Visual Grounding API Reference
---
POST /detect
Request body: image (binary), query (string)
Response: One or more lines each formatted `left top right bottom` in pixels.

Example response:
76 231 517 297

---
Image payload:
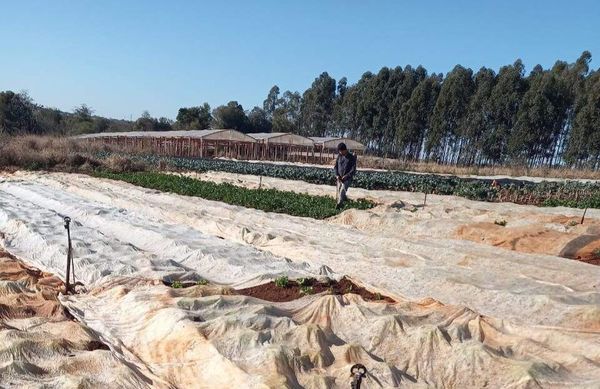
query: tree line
1 51 599 168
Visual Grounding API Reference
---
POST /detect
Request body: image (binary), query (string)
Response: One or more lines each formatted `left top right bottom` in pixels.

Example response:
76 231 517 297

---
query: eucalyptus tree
300 72 336 136
212 101 250 132
565 70 600 167
176 103 212 130
247 107 272 133
272 91 302 133
462 67 496 165
483 60 527 164
263 85 280 119
428 65 475 163
511 63 571 166
396 74 442 160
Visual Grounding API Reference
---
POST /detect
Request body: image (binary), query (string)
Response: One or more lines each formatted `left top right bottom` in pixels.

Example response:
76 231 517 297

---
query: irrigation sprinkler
581 207 588 225
63 216 73 294
350 364 367 388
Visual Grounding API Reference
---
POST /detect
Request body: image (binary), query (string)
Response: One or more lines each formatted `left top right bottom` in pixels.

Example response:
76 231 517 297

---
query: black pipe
64 216 72 294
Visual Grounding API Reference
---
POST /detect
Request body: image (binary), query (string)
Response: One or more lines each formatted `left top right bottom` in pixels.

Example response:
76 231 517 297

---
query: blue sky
1 0 598 120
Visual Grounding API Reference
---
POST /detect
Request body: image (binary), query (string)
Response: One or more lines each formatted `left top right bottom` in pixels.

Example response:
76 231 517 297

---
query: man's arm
342 154 357 181
333 155 340 178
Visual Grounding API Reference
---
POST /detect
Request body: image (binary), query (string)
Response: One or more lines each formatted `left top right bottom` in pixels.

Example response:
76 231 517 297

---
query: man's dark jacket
334 153 357 182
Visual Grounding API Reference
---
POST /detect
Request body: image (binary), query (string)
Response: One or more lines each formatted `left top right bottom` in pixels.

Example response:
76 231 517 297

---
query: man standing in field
334 142 357 209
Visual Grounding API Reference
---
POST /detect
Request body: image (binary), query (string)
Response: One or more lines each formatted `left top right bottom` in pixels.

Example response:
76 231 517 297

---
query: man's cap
337 142 347 151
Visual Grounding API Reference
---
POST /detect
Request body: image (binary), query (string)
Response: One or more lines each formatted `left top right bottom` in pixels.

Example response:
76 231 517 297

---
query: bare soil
456 216 600 266
559 235 600 265
235 276 395 303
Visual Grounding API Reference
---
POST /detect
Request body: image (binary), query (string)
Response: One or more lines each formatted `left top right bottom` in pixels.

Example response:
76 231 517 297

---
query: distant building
74 130 366 163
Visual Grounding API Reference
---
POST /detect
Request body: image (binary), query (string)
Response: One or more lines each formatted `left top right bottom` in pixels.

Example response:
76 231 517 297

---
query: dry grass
102 155 147 172
357 156 600 180
0 135 147 173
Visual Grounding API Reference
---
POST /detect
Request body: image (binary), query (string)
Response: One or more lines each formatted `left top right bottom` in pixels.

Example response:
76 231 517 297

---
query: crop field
94 171 374 219
1 170 600 387
113 154 600 208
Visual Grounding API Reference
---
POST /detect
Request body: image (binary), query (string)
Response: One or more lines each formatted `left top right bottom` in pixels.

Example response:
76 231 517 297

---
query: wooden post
581 207 588 224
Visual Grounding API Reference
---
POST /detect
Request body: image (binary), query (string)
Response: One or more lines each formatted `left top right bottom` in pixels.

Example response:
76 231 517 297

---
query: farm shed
75 129 257 159
247 133 315 162
310 137 366 162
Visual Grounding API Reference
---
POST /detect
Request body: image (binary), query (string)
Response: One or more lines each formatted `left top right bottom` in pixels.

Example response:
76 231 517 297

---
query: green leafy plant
196 279 209 286
592 248 600 258
93 171 374 219
171 280 183 289
568 220 579 227
299 286 314 295
375 292 382 300
494 219 507 227
274 276 289 288
297 277 311 286
94 153 600 210
346 284 353 294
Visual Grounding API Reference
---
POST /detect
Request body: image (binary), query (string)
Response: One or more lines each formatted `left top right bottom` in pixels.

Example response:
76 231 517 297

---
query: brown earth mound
0 249 167 388
235 276 395 303
0 250 64 289
559 234 600 265
456 215 600 265
0 250 69 319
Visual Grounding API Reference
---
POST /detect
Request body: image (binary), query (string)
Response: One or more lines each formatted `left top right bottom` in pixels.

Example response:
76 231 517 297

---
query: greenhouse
310 136 366 162
247 132 315 162
75 129 258 159
74 130 365 162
